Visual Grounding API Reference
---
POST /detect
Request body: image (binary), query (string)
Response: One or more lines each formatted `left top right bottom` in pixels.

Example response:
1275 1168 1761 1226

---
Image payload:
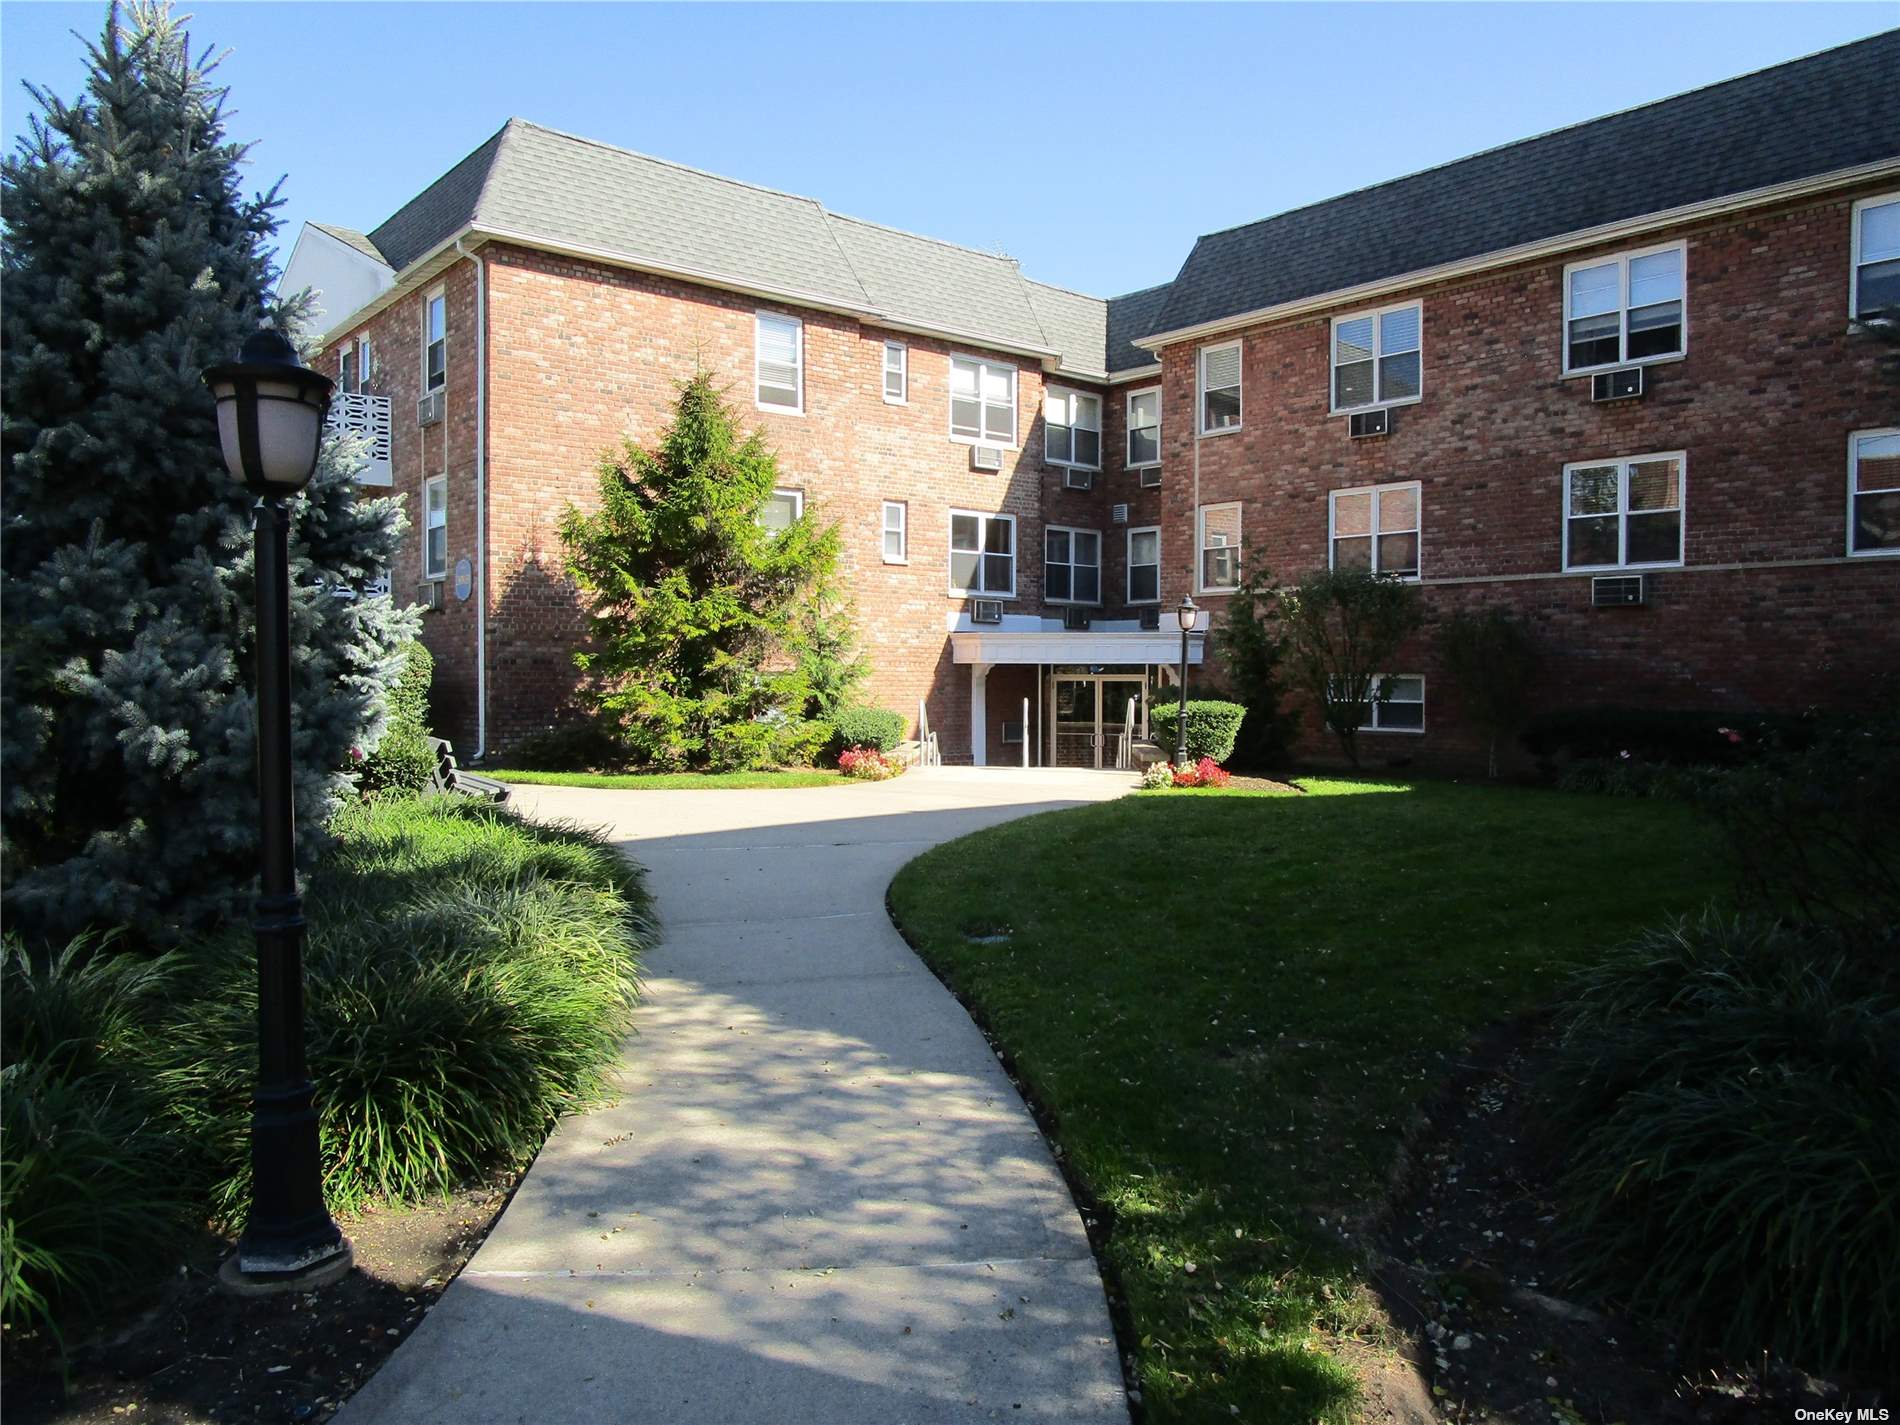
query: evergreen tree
1 3 413 945
1212 551 1295 770
560 372 849 771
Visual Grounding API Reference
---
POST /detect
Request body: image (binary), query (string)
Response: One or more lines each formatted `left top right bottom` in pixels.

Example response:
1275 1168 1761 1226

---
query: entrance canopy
949 628 1205 666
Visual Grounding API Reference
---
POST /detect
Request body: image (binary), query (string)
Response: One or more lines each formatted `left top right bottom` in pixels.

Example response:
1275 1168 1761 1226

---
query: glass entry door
1052 678 1097 768
1050 676 1147 769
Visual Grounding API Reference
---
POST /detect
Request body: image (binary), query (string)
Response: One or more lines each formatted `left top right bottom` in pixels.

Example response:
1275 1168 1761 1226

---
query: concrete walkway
339 766 1136 1425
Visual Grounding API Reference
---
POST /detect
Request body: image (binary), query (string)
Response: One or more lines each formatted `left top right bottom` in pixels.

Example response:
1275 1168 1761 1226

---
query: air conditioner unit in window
970 598 1003 625
416 389 445 426
1063 467 1094 491
1138 466 1162 489
1111 503 1130 524
1000 720 1025 745
1591 367 1645 402
1062 606 1091 631
1591 574 1647 607
1138 607 1161 631
416 579 445 611
971 445 1004 472
1349 407 1390 438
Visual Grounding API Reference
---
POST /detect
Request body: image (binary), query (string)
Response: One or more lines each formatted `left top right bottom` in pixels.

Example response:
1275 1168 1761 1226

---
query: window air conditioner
1349 407 1390 438
1591 367 1644 402
970 598 1003 624
1591 574 1646 607
971 445 1004 471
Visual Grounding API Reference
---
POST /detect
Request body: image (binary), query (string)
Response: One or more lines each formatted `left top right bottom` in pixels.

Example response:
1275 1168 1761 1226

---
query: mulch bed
1357 1024 1866 1424
2 1179 511 1425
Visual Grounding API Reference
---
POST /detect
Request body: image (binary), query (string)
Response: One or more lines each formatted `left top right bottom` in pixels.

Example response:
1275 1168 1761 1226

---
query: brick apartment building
282 32 1900 770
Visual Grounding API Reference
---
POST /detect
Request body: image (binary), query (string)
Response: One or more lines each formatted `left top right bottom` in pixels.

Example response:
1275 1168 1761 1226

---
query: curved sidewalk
339 766 1135 1425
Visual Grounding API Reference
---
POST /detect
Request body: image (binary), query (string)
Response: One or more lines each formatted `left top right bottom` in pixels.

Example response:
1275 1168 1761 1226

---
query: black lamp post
203 329 352 1291
1173 596 1198 767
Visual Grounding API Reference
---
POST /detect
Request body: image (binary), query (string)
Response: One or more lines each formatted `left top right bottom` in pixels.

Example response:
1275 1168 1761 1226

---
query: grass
484 768 846 789
886 777 1728 1424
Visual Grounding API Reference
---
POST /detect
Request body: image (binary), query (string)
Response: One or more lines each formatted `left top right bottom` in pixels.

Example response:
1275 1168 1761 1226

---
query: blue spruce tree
1 2 415 943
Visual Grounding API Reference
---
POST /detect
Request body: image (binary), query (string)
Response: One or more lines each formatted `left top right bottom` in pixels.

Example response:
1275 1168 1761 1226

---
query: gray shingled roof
1105 285 1170 374
357 119 1104 372
310 222 388 265
1153 31 1900 337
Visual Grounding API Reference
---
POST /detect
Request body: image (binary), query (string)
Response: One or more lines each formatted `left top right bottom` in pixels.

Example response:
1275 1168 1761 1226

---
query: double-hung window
423 291 446 392
340 345 357 394
881 500 908 563
1564 244 1684 372
1849 428 1900 557
1852 195 1900 320
1563 453 1684 570
949 511 1015 596
1044 526 1100 604
882 342 907 403
1198 342 1242 434
1332 675 1425 733
1127 527 1161 603
1332 303 1421 410
340 337 372 394
759 488 803 536
423 476 447 580
755 313 803 412
1127 388 1161 468
1044 388 1101 468
1330 482 1421 578
1197 502 1241 592
949 357 1016 445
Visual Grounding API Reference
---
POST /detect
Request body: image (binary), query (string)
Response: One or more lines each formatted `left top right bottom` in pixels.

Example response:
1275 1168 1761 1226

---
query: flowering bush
1140 762 1175 789
837 746 901 781
1172 757 1232 789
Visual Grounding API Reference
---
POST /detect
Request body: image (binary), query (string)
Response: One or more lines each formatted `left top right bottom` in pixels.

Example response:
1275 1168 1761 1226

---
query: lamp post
1173 596 1198 767
203 329 352 1292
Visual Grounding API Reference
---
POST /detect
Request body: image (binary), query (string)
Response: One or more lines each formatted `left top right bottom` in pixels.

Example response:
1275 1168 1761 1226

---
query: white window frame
1848 427 1900 559
1561 452 1687 572
1850 192 1900 320
1126 387 1161 469
881 499 908 564
1561 240 1688 377
947 355 1018 447
356 336 372 392
1043 387 1102 470
1337 674 1426 734
754 311 804 415
422 475 447 581
1127 525 1161 604
948 509 1016 598
759 487 804 537
1196 501 1242 594
423 289 446 393
882 341 908 405
1197 341 1243 436
1328 480 1423 580
1043 524 1102 606
1328 300 1423 414
339 345 356 394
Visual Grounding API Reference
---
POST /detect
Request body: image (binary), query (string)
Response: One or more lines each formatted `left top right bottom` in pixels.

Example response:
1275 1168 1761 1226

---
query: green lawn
887 778 1727 1424
485 768 846 789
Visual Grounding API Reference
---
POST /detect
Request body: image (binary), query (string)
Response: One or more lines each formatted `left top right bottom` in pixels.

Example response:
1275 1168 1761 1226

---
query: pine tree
1 2 414 945
560 372 850 771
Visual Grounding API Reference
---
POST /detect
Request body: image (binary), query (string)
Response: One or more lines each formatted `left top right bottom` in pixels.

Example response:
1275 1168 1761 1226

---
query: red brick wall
1149 182 1900 769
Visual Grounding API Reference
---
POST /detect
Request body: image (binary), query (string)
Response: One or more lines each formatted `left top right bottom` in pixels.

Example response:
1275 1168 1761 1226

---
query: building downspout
454 239 487 759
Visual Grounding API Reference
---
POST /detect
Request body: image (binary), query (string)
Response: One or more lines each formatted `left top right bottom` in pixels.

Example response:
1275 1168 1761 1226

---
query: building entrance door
1049 675 1147 769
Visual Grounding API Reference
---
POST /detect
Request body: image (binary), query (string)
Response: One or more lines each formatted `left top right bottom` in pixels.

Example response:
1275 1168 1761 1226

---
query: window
1198 342 1241 434
340 345 356 394
1852 195 1900 320
759 488 803 536
1330 482 1421 578
1332 303 1421 410
1563 453 1684 570
1127 388 1160 467
1564 244 1684 372
949 357 1016 445
882 500 908 563
1333 675 1426 733
949 510 1015 596
1128 527 1160 604
1044 388 1101 468
1044 526 1101 604
755 313 803 412
423 476 447 580
883 342 908 403
1849 428 1900 557
423 291 446 392
1197 502 1241 592
340 337 372 394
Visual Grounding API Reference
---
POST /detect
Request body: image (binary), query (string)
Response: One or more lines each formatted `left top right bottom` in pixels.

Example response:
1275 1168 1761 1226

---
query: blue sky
3 3 1891 297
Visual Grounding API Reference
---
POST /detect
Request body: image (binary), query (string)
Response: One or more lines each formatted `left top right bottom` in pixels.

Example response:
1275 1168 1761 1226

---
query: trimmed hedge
1521 706 1807 769
1148 700 1246 764
830 706 906 754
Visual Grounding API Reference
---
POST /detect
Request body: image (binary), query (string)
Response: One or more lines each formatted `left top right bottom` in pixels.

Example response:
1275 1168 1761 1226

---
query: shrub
1521 706 1802 770
1556 755 1698 800
1148 700 1246 764
359 641 437 796
506 714 637 773
769 716 832 768
1213 553 1295 769
1171 756 1231 788
1435 608 1539 779
1140 761 1175 789
829 706 907 756
837 746 901 781
1546 912 1900 1376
